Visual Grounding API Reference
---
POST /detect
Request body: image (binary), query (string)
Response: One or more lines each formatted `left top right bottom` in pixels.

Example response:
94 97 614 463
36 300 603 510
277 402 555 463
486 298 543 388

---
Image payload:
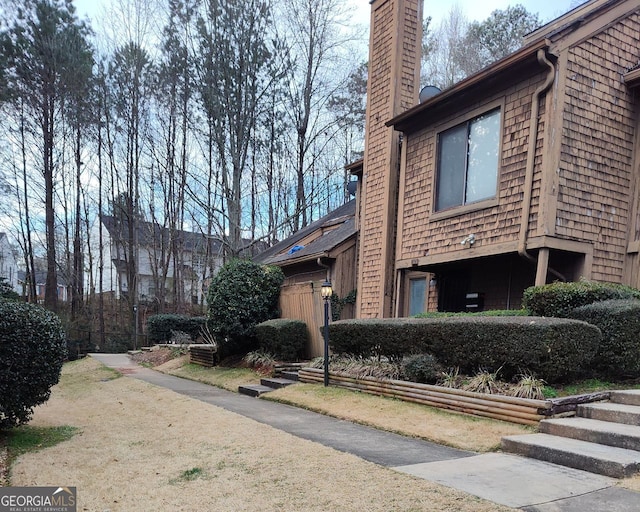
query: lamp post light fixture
321 280 333 387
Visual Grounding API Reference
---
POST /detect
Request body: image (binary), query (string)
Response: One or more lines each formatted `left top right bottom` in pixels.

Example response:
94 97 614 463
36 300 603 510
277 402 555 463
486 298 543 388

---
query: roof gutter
518 49 566 283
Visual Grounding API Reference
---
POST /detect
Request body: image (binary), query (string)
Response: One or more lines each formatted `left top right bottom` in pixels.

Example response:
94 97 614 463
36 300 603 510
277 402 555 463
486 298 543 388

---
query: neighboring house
0 232 18 292
254 196 358 357
17 270 69 303
357 0 640 317
96 215 226 307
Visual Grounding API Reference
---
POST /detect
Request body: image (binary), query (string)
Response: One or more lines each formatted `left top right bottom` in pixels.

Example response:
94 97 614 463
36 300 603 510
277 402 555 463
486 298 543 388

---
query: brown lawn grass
158 356 640 492
265 384 532 452
10 358 515 511
160 357 531 452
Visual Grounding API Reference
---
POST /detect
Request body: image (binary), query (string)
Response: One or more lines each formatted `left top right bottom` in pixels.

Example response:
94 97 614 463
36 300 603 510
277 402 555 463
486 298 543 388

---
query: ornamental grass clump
464 368 506 395
310 356 402 381
510 372 546 400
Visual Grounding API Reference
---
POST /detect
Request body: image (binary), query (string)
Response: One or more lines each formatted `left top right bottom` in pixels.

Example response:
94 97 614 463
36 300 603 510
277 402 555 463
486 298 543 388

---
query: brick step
611 390 640 407
238 384 274 397
578 402 640 426
260 377 297 389
502 433 640 478
540 417 640 451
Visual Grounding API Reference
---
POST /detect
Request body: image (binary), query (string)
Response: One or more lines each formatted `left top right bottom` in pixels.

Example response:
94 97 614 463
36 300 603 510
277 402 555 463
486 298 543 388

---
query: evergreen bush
0 299 66 428
522 280 640 318
0 277 19 301
255 318 308 361
401 353 442 384
329 316 600 382
207 259 284 357
569 299 640 379
146 314 207 344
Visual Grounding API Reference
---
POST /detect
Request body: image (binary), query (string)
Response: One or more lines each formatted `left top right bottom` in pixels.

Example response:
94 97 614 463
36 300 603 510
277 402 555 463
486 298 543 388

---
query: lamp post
133 303 139 350
321 280 332 387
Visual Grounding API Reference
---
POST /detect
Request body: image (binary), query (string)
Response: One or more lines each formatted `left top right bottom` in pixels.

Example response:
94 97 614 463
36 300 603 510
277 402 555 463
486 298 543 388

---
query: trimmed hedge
329 317 601 382
329 318 433 361
523 280 640 318
255 319 308 361
0 300 67 428
416 309 529 318
569 299 640 379
147 314 207 344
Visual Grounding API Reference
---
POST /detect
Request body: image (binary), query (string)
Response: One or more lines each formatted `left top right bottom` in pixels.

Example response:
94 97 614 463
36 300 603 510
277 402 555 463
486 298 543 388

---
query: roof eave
623 67 640 87
388 38 551 133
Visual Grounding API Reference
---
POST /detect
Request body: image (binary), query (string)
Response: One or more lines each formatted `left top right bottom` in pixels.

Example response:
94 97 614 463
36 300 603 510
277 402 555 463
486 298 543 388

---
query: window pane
436 124 467 211
466 109 500 203
409 278 427 316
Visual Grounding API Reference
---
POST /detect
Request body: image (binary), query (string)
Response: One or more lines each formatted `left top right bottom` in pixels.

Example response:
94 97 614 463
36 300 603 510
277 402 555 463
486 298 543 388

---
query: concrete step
260 377 297 389
238 384 274 397
501 433 640 478
540 417 640 451
279 371 300 382
578 402 640 426
611 390 640 407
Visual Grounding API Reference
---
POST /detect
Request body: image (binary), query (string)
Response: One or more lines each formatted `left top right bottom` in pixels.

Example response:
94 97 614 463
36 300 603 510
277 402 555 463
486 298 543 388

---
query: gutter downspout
317 257 330 281
518 48 566 284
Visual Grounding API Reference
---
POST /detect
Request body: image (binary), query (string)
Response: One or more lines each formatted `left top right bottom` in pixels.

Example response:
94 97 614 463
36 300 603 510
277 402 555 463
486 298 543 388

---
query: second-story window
435 108 501 212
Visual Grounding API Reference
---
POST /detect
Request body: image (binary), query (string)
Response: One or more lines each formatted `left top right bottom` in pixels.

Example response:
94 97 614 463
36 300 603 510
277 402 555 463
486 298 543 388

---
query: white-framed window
435 108 501 212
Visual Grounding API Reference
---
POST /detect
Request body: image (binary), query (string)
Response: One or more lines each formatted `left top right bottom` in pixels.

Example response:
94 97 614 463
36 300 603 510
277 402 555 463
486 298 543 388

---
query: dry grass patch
619 475 640 492
267 384 532 452
10 358 514 512
162 359 261 391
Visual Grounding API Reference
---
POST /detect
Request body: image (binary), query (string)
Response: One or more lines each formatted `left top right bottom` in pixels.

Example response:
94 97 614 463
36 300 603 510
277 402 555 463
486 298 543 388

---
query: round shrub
0 300 66 428
401 353 442 384
207 259 284 357
522 280 640 318
569 299 640 379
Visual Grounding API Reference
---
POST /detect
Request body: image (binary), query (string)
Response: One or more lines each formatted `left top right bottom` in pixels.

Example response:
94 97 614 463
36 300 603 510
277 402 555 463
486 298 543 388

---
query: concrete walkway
91 354 640 511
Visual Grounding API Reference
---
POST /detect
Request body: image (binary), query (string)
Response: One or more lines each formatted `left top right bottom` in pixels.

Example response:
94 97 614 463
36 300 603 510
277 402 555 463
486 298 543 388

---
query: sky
75 0 581 30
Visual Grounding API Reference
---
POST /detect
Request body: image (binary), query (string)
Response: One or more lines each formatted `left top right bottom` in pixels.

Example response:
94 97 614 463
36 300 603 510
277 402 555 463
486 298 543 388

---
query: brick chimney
356 0 422 318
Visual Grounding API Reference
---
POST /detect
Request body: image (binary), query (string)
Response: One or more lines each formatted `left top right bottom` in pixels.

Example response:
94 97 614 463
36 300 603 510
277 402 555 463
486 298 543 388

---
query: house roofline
387 38 551 133
522 0 622 46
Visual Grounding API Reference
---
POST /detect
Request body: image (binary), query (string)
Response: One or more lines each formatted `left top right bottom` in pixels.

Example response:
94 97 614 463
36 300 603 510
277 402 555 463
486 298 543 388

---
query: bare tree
278 0 357 230
196 0 277 256
2 0 93 312
421 5 469 89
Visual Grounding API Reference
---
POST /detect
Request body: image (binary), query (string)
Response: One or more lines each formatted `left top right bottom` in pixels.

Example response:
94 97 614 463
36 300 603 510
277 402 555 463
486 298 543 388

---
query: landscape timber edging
297 368 610 426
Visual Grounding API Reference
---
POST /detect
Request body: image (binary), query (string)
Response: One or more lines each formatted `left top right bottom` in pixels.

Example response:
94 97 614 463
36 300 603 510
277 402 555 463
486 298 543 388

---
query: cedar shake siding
556 13 640 283
363 0 640 315
357 0 422 318
398 71 550 263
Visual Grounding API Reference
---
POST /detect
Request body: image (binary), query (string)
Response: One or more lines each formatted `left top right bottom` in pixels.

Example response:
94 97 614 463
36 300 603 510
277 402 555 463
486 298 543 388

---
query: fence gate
279 281 325 358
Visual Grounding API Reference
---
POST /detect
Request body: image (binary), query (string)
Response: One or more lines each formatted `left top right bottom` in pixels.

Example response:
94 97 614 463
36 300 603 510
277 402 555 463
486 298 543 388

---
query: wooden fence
279 281 326 358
